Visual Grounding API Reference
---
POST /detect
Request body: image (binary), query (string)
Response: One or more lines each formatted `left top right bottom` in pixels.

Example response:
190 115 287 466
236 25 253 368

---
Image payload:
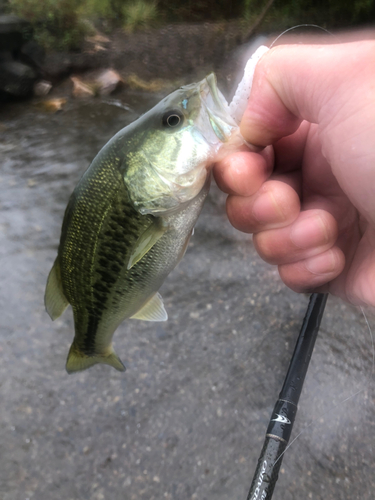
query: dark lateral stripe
83 312 100 355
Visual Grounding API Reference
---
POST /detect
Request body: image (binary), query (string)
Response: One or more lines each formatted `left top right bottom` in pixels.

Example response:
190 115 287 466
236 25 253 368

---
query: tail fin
66 342 125 374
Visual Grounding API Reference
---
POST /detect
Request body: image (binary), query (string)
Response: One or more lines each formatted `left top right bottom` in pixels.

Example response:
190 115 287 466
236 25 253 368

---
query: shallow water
0 92 374 500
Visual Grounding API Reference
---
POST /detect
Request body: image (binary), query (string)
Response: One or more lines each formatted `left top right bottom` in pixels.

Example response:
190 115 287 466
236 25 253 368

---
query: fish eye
162 110 184 128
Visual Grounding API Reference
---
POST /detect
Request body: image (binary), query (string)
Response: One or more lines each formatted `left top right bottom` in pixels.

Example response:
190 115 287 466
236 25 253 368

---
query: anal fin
130 292 168 322
66 343 126 374
45 258 69 320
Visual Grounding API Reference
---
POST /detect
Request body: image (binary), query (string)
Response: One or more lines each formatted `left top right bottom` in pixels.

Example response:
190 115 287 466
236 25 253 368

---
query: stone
37 98 67 112
33 80 52 96
20 40 45 68
70 70 124 98
0 60 37 97
70 76 96 97
96 69 123 95
0 15 32 52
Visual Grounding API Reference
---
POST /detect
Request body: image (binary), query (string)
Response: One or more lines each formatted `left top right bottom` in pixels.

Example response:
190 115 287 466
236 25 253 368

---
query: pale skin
214 40 375 307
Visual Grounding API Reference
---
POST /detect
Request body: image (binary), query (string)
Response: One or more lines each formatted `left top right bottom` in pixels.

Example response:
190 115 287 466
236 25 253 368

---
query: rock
70 76 96 97
96 69 123 95
0 60 37 97
36 98 67 112
33 80 52 96
0 16 40 98
0 15 32 53
41 51 107 80
20 40 45 69
70 70 123 98
86 33 110 45
0 49 12 62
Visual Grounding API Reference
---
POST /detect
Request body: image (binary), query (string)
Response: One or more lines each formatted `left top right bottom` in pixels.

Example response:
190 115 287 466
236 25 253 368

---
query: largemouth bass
45 73 244 373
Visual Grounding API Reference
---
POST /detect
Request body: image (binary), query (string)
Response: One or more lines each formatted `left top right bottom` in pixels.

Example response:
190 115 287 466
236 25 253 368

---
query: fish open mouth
205 73 230 116
199 73 237 143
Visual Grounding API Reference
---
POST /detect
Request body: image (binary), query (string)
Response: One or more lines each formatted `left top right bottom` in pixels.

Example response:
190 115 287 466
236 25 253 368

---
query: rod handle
246 436 287 500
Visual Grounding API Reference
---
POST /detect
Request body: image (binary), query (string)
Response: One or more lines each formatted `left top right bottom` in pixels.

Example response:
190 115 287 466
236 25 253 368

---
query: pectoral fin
127 220 167 270
66 342 126 374
44 259 69 320
130 292 168 321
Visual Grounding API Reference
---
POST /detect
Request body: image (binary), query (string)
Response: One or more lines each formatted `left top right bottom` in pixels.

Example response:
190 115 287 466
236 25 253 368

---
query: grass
8 0 160 49
8 0 374 51
8 0 92 51
122 1 159 32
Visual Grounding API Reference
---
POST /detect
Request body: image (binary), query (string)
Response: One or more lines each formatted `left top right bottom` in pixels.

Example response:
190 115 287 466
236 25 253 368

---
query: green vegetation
269 0 375 29
8 0 92 51
7 0 375 51
8 0 161 48
81 0 119 20
122 1 159 32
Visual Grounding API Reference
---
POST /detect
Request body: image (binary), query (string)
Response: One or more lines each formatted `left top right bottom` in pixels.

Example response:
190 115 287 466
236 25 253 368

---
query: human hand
214 40 375 306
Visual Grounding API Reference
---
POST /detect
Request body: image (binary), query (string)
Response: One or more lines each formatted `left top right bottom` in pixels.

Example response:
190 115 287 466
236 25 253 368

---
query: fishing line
250 302 375 487
237 22 373 500
246 292 327 500
274 306 375 466
242 25 341 500
269 24 335 49
360 306 375 379
274 387 369 467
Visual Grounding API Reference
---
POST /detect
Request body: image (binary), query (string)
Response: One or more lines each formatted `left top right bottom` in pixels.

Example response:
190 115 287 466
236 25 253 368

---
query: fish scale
64 158 152 357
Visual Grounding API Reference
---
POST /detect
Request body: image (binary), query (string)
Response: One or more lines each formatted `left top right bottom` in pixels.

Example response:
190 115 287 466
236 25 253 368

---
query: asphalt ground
1 89 374 500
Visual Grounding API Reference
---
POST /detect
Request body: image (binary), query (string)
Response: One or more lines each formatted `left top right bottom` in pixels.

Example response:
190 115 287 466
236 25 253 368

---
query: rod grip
246 436 287 500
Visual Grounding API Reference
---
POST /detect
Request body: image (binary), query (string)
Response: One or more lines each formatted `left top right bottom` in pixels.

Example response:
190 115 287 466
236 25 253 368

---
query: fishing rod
246 292 328 500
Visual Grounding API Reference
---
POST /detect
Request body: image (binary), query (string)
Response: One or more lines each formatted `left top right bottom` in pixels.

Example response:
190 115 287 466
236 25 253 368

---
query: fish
44 73 245 374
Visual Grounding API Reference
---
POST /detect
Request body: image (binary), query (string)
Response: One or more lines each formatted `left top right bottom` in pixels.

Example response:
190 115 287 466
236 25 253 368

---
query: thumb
241 41 374 147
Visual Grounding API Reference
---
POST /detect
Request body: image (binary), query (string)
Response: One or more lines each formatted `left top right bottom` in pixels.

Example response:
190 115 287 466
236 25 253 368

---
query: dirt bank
41 21 250 82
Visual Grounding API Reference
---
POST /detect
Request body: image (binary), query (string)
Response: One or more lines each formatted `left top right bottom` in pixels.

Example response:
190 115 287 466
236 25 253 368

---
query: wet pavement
1 88 374 500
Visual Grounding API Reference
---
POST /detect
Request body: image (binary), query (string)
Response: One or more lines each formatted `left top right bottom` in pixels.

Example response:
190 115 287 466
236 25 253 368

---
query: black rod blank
246 292 328 500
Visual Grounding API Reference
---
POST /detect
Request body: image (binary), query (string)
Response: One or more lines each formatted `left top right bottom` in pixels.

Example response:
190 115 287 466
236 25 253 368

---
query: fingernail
290 215 329 250
304 250 337 275
252 191 285 224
